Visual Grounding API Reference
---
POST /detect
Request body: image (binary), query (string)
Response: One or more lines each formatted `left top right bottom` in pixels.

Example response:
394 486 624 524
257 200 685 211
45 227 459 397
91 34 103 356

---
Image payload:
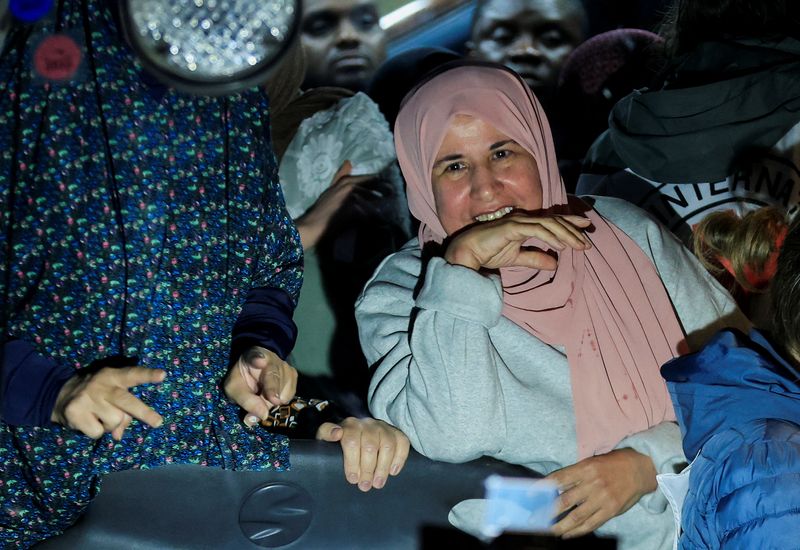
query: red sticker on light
34 34 82 81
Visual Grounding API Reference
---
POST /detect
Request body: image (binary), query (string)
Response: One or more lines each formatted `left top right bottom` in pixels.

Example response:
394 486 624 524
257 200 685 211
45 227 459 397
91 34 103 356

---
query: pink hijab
395 64 685 459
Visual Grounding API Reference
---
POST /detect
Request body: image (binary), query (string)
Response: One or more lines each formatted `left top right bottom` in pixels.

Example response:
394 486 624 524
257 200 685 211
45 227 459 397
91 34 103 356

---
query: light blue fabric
662 329 800 549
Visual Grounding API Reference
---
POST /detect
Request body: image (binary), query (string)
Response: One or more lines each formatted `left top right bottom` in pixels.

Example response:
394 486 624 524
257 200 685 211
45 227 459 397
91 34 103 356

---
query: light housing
118 0 301 96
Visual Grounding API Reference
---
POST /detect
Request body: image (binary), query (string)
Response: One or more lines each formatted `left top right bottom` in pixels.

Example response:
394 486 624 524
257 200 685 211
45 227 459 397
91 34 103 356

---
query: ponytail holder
741 224 788 290
718 224 788 291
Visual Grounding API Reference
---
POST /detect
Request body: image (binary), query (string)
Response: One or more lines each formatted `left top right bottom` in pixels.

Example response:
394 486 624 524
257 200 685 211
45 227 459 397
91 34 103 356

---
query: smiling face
470 0 586 99
300 0 387 91
431 114 543 235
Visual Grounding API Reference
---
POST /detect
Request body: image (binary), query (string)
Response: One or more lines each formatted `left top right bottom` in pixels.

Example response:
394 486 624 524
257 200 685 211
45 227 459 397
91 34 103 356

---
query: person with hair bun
692 207 788 326
660 212 800 549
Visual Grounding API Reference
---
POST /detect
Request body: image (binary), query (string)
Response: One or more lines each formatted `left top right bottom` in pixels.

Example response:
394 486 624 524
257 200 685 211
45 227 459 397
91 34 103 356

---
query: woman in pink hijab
355 63 748 550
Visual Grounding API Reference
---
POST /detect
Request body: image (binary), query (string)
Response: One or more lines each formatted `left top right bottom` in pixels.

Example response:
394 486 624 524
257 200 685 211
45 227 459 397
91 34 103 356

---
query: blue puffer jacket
661 329 800 550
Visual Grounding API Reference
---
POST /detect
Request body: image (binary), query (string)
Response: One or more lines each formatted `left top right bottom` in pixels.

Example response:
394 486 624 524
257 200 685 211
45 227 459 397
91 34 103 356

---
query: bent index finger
278 365 298 404
261 361 286 406
513 216 589 249
119 366 167 388
111 390 163 429
390 431 410 476
340 423 363 486
553 216 591 246
558 215 592 228
357 427 380 491
516 250 559 271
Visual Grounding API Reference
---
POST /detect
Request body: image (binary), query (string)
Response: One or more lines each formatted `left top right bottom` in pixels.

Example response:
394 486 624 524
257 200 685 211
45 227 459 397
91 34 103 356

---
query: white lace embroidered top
279 92 397 219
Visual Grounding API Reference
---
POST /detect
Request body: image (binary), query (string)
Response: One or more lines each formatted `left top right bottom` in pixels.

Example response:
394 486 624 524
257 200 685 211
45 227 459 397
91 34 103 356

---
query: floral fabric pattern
0 2 303 547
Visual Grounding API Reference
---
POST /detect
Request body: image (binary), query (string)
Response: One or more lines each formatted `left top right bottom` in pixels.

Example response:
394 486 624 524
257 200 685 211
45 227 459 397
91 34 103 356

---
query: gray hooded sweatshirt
356 197 749 550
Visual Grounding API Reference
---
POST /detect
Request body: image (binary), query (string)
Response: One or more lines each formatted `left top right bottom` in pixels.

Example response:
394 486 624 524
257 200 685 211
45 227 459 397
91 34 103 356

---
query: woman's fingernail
373 477 385 489
347 473 359 484
390 464 400 476
358 480 372 491
246 415 259 426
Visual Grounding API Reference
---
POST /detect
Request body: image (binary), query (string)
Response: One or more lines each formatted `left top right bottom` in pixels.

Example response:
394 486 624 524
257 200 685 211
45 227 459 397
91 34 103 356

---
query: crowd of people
2 0 799 548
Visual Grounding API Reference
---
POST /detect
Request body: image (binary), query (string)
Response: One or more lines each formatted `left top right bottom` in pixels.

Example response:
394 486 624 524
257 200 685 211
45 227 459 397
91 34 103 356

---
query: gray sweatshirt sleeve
356 242 511 463
614 422 685 513
359 200 748 484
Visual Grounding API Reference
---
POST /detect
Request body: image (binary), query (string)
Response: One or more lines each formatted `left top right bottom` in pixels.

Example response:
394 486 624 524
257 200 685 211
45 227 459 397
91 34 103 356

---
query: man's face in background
470 0 587 101
300 0 387 92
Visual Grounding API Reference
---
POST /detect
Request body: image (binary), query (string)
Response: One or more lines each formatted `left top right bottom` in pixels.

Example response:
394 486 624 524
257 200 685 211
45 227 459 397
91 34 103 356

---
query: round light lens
120 0 300 95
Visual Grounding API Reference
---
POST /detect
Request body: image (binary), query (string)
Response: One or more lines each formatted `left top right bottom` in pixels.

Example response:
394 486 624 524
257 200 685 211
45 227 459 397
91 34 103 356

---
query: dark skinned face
470 0 586 100
300 0 387 92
